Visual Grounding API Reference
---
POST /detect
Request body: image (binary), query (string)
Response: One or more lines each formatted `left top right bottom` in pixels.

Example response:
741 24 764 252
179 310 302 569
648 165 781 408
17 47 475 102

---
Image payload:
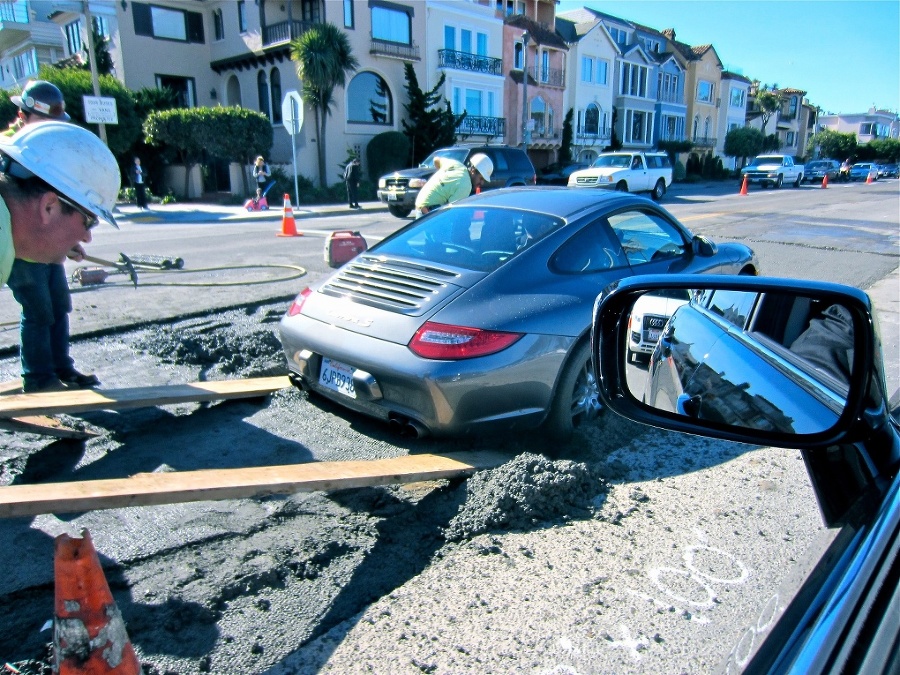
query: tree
753 84 784 136
40 66 141 157
85 22 114 76
401 63 464 166
366 131 410 182
807 129 857 161
559 109 574 163
724 127 764 168
144 107 273 198
290 23 358 188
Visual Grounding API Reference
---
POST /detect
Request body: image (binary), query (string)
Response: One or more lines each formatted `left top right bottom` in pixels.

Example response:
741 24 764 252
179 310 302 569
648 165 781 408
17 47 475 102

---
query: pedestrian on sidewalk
0 119 121 393
344 156 361 209
253 156 270 195
132 157 148 210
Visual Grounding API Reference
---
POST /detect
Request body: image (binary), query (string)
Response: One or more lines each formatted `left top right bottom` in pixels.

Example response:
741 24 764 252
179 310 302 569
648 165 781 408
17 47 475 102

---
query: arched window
584 103 599 135
257 71 270 120
270 67 282 123
347 71 392 124
692 115 700 139
704 116 711 140
226 75 242 107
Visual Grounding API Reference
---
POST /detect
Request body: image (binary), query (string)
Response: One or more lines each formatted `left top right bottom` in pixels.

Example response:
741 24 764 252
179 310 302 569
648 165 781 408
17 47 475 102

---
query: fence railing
457 116 505 138
438 49 502 76
370 37 420 61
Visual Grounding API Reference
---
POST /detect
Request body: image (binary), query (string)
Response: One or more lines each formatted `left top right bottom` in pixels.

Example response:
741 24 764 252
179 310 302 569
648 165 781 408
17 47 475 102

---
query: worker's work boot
57 370 100 389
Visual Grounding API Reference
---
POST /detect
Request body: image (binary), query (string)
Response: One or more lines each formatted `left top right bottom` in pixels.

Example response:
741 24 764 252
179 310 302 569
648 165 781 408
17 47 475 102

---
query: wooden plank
0 451 509 518
0 380 22 396
0 376 290 418
0 415 99 439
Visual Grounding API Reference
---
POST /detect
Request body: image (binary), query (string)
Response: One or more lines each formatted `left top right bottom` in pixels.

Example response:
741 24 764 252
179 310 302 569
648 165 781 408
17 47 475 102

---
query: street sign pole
291 98 300 207
281 91 304 207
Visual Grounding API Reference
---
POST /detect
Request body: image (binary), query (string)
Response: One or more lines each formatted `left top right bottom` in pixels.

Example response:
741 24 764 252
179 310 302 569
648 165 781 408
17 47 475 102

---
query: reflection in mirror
623 288 854 435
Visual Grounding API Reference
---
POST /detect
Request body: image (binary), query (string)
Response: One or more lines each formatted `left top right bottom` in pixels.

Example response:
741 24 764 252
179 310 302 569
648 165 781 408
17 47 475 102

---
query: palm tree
290 24 358 188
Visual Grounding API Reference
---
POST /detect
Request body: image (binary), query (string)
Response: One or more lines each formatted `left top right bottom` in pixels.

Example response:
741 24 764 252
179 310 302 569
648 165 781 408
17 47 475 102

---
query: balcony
371 37 420 61
456 115 505 138
658 91 683 104
0 0 29 52
528 65 565 88
438 49 502 76
692 136 717 147
575 127 612 141
262 20 319 47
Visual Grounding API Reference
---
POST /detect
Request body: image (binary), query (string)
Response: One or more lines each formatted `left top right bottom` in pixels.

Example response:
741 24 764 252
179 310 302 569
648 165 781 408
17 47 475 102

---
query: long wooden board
0 415 98 439
0 376 290 418
0 451 509 518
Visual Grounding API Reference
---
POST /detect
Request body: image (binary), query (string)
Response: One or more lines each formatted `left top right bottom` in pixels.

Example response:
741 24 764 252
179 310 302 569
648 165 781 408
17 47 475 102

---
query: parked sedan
881 163 899 178
279 188 758 440
848 162 879 181
536 161 590 185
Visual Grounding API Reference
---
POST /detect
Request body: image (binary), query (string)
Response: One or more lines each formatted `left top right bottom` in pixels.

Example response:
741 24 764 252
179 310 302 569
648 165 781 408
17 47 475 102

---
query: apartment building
819 108 900 142
717 71 751 169
555 10 616 163
0 0 68 93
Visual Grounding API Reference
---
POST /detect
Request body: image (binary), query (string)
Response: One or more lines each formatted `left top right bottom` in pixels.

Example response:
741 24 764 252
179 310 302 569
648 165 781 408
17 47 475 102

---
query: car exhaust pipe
288 372 308 391
388 413 429 439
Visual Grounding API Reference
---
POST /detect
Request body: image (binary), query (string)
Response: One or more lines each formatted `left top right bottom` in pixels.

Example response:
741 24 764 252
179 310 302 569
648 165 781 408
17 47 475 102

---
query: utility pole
521 31 529 155
82 1 107 144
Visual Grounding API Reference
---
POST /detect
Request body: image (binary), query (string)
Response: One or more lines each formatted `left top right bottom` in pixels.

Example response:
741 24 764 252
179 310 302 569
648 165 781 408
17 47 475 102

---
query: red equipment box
324 230 368 268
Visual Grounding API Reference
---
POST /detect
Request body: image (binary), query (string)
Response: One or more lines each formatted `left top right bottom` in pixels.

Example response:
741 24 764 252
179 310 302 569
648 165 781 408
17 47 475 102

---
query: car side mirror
591 274 885 449
692 235 717 257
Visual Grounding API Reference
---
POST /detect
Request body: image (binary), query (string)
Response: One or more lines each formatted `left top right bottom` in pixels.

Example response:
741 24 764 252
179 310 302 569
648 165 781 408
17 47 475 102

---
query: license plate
319 357 356 398
646 329 660 343
387 192 398 201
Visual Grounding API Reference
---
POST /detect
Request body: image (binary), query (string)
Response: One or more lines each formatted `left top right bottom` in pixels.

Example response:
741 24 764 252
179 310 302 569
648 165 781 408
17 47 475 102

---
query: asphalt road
0 179 897 674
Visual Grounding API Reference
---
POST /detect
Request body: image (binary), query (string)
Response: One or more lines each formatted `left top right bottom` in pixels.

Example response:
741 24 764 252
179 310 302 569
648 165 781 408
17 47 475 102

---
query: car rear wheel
651 179 666 201
388 205 413 218
542 341 604 442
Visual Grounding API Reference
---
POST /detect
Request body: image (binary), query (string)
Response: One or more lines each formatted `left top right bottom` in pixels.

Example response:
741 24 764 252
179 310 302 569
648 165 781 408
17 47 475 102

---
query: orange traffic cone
54 530 140 674
866 171 874 184
278 193 300 237
821 174 828 188
739 174 749 195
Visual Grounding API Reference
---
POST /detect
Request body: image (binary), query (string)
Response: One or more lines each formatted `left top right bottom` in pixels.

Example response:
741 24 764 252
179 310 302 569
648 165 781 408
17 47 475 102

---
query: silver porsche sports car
279 187 759 439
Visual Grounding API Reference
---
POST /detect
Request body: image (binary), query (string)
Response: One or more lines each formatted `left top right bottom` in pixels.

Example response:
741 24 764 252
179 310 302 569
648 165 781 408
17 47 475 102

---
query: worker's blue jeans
6 260 74 391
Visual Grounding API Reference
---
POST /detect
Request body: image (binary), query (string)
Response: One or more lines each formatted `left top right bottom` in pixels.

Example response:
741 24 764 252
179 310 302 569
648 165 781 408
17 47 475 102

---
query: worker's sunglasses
56 194 99 231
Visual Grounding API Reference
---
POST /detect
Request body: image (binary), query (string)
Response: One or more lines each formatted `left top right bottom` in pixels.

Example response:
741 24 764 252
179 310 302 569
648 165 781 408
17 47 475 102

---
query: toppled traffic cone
821 173 828 188
54 530 140 674
278 193 300 237
739 174 749 195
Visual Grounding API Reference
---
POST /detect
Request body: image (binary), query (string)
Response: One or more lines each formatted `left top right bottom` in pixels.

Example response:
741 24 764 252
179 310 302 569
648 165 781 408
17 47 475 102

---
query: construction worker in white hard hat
415 152 494 216
0 120 121 392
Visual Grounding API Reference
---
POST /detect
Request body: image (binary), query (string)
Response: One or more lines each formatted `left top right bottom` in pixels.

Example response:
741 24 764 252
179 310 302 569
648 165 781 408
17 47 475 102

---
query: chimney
662 28 675 40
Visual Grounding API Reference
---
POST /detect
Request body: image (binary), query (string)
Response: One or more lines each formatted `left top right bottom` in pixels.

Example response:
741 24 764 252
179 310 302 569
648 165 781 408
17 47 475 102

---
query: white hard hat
469 153 493 181
0 121 120 228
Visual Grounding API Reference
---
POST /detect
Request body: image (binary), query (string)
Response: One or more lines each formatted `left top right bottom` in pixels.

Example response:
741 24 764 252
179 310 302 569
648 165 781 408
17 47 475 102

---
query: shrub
673 160 687 181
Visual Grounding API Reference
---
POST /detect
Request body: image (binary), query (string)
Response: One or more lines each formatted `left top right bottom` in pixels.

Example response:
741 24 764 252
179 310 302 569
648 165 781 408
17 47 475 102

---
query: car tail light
286 288 313 316
408 322 524 360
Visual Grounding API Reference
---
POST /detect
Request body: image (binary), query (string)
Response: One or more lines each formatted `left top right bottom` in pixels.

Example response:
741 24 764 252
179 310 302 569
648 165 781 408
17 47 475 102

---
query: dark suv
377 145 536 218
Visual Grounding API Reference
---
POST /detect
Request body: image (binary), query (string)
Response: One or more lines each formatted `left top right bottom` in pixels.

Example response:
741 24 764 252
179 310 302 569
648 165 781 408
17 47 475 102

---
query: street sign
83 96 118 125
281 91 303 136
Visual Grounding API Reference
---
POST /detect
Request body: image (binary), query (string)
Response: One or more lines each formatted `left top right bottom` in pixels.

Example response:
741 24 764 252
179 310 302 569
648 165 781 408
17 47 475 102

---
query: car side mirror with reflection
591 274 885 449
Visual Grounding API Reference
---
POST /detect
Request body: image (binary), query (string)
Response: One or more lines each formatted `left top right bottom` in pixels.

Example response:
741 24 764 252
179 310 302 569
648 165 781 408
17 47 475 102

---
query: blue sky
556 0 900 115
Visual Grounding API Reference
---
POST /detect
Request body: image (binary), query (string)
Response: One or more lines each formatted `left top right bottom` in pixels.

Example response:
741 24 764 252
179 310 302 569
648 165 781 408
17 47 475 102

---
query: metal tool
75 252 138 287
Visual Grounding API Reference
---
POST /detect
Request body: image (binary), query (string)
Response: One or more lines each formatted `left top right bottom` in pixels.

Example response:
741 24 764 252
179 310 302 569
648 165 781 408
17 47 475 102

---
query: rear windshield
374 206 564 272
419 148 470 169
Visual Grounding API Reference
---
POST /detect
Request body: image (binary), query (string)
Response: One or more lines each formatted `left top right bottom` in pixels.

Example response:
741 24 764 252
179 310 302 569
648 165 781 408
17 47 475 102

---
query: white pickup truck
567 151 673 200
740 154 805 188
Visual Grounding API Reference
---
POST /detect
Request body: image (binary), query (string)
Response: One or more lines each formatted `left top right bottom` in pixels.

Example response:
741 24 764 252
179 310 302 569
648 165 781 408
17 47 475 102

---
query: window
608 26 627 45
860 122 874 135
213 9 224 40
581 56 608 85
371 5 412 45
92 15 109 38
270 68 282 123
583 103 600 135
540 51 549 83
596 59 608 85
133 2 205 43
607 210 686 267
155 75 197 107
623 109 653 143
697 80 714 103
344 0 354 28
257 71 270 120
730 87 744 108
444 26 455 50
476 32 487 56
238 1 247 32
347 71 393 124
531 96 545 135
707 290 757 329
64 21 83 54
789 96 798 117
514 41 524 69
12 50 37 80
786 131 795 146
461 29 472 54
621 63 648 97
552 222 627 274
496 0 525 16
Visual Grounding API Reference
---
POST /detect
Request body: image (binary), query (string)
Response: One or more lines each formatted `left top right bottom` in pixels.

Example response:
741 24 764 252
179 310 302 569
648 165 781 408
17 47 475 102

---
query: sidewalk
113 198 389 225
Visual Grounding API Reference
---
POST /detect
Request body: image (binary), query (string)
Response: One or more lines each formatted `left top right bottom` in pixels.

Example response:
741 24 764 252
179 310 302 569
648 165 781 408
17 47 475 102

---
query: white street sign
282 91 304 136
83 96 118 125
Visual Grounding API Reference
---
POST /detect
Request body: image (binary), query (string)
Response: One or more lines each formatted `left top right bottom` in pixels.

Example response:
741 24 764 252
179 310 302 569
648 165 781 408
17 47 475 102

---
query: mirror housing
592 275 885 450
692 235 718 257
